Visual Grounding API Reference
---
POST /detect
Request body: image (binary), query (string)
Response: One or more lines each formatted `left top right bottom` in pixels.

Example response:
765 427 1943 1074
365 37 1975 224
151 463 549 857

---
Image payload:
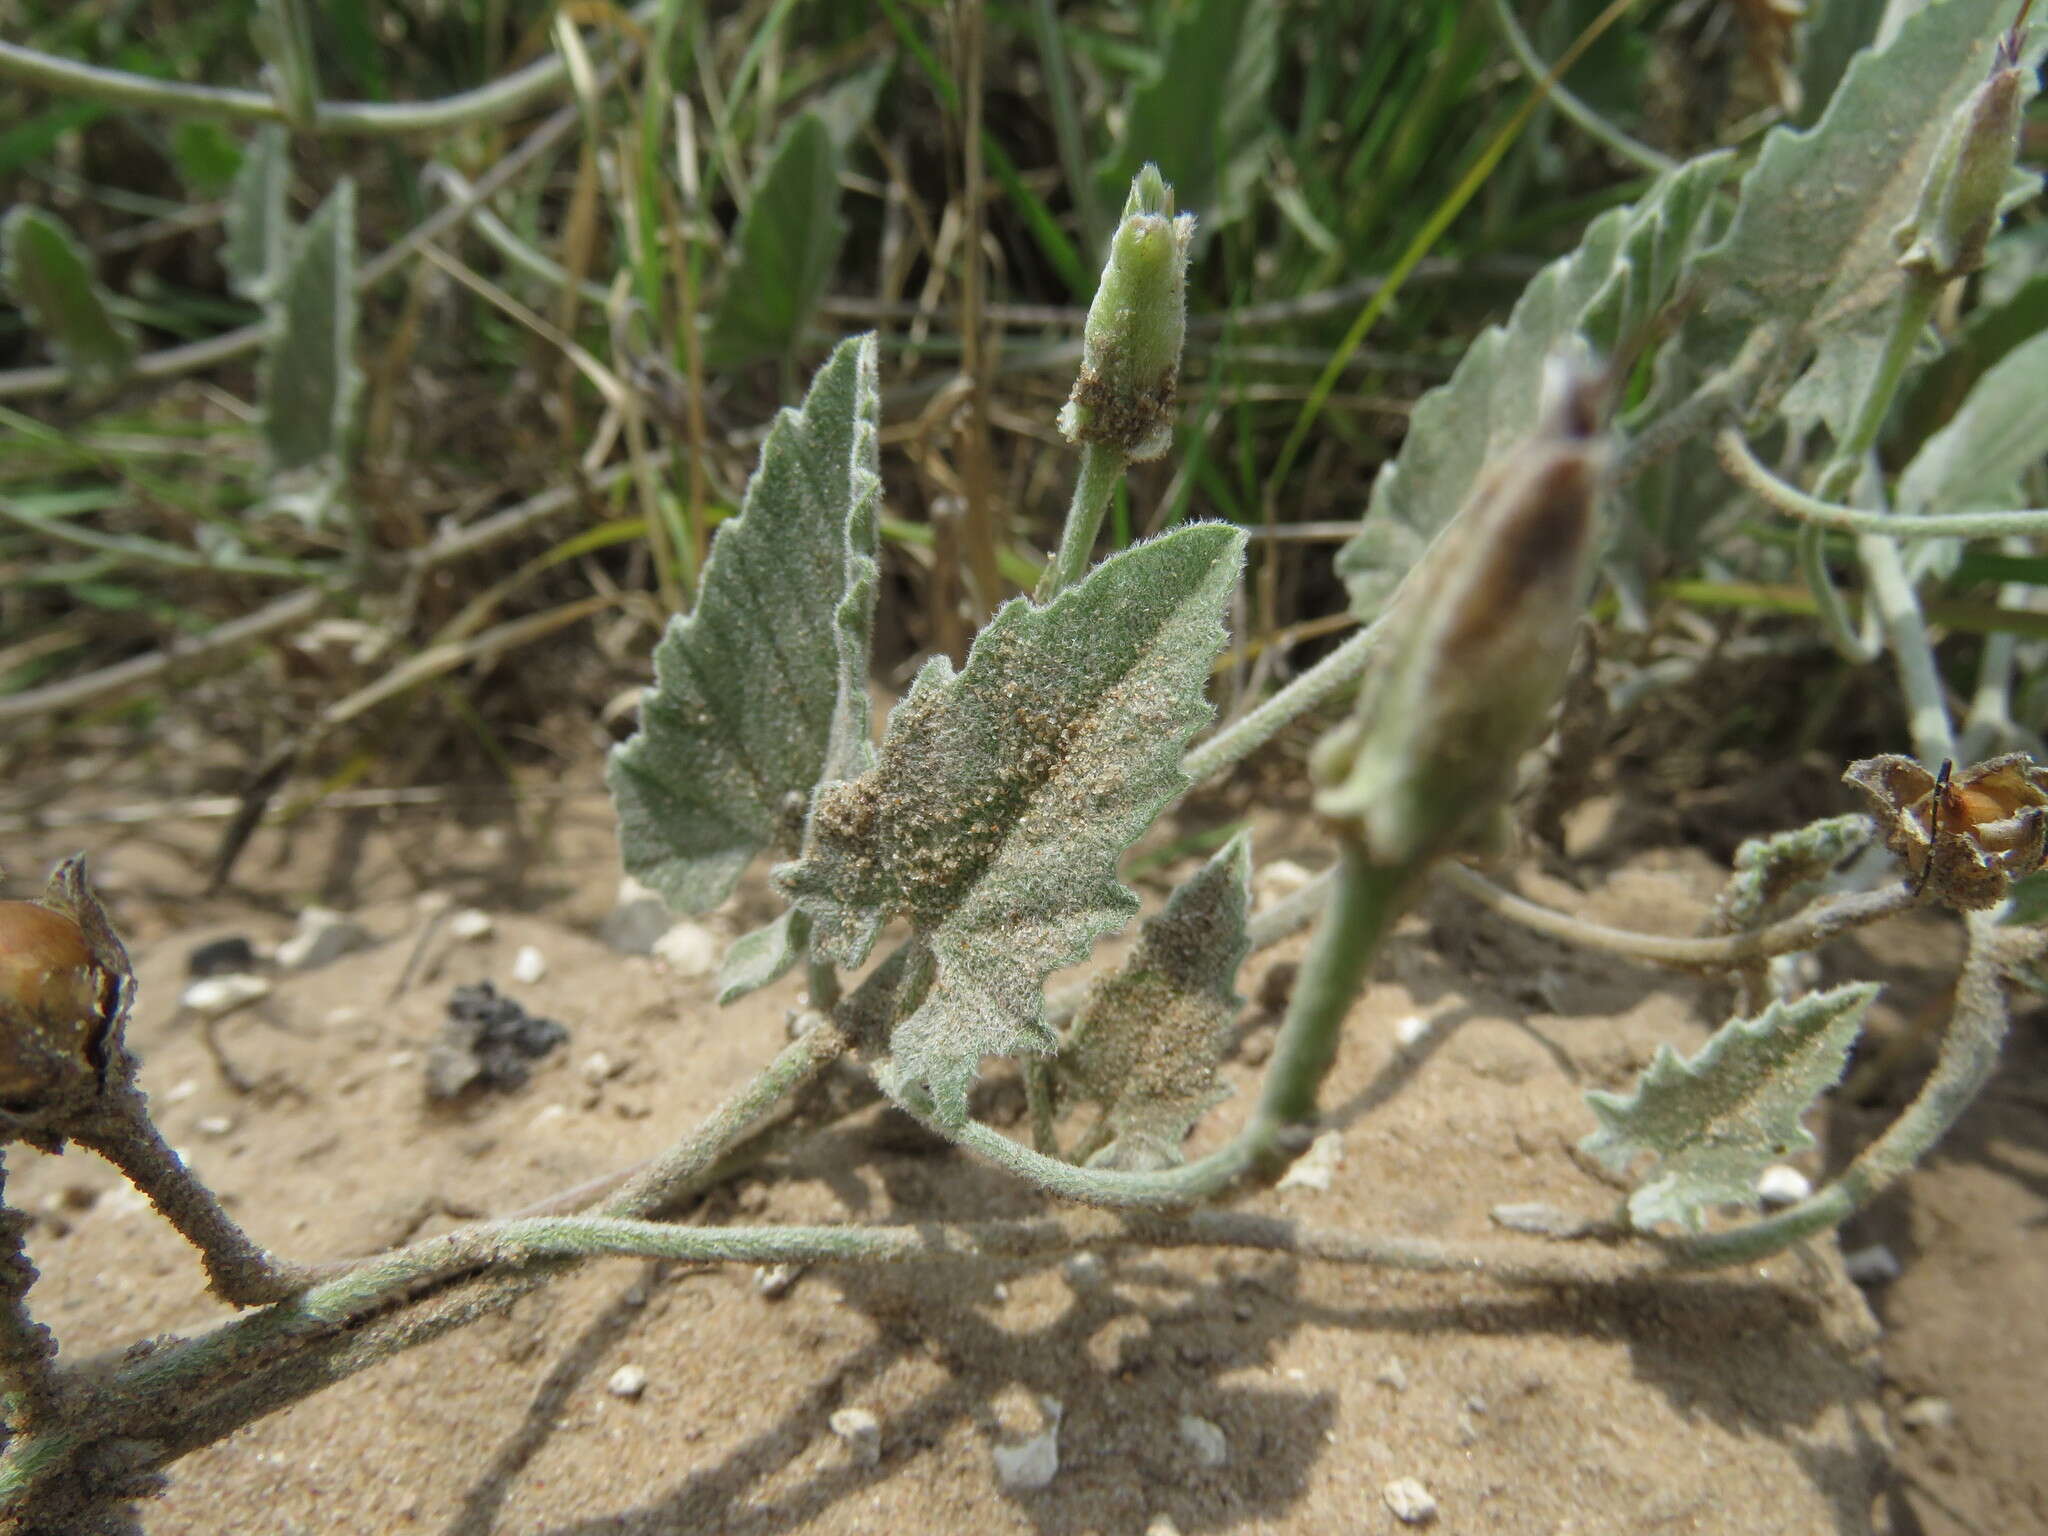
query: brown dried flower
1843 753 2048 910
0 854 133 1137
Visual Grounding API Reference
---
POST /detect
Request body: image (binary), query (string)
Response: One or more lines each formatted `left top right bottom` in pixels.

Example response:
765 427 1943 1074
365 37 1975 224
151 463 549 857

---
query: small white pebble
755 1262 802 1299
1843 1243 1902 1285
1383 1476 1439 1525
323 1006 364 1029
579 1051 615 1088
1374 1357 1408 1392
606 1365 648 1400
1177 1414 1227 1468
163 1078 201 1105
653 921 719 978
1146 1519 1184 1536
527 1104 569 1133
1276 1130 1343 1192
1756 1164 1813 1206
511 944 548 984
275 907 371 971
992 1405 1061 1493
829 1407 882 1466
1393 1014 1433 1049
1253 859 1312 901
992 1282 1009 1303
195 1115 235 1138
448 908 494 941
1062 1252 1104 1287
179 974 271 1018
1899 1395 1954 1431
102 1187 151 1220
386 1050 417 1070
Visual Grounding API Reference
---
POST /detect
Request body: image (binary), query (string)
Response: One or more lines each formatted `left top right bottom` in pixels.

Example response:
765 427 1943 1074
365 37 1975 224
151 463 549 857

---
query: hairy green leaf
1899 328 2048 513
1097 0 1279 235
1335 152 1731 618
705 112 848 368
1689 0 2040 438
610 334 882 914
1582 983 1877 1231
171 120 244 197
716 908 810 1006
261 180 360 484
1063 831 1251 1170
779 523 1246 1119
1713 815 1873 932
252 0 320 128
1 206 138 403
811 61 890 152
225 124 291 303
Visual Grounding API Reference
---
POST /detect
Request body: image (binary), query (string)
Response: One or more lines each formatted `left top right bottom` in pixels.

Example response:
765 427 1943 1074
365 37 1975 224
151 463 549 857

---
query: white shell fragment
606 1365 648 1400
829 1407 882 1466
1276 1130 1343 1192
992 1401 1062 1493
448 909 494 942
1756 1164 1814 1206
1899 1395 1955 1431
1177 1414 1227 1468
180 974 271 1018
276 907 371 971
653 921 719 978
1843 1244 1903 1285
1383 1476 1440 1524
511 944 548 985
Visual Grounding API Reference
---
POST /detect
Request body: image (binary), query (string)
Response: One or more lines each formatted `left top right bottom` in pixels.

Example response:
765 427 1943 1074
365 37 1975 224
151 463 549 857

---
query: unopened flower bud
1058 165 1194 462
1894 25 2035 280
1312 357 1607 867
0 855 133 1132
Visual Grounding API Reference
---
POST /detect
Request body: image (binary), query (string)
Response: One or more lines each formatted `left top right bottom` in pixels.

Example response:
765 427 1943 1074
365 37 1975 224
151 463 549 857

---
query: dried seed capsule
1312 356 1607 867
1844 752 2048 909
1058 165 1195 462
1894 24 2035 281
0 856 133 1118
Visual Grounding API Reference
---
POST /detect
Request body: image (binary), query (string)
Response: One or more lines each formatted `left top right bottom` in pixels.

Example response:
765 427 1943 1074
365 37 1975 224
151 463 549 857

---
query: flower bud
1894 27 2035 281
1058 165 1195 462
0 855 133 1128
1312 356 1607 867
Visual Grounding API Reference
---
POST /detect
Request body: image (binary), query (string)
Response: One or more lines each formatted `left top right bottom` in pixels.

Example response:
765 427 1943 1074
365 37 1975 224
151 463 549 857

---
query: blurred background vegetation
1 0 2042 880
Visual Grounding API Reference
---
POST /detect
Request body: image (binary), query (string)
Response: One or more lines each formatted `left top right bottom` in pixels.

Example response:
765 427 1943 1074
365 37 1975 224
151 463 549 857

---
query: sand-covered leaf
1335 152 1730 618
1688 0 2038 438
779 524 1245 1119
609 335 881 915
1064 831 1251 1169
224 124 291 302
261 180 359 480
2 206 137 403
1582 984 1877 1231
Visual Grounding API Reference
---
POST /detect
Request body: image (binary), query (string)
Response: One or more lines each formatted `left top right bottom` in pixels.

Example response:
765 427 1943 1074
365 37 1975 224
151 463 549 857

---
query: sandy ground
3 777 2042 1536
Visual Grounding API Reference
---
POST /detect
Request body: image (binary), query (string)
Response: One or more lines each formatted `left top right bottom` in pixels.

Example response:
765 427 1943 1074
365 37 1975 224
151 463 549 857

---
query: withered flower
1844 753 2048 910
0 854 134 1143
